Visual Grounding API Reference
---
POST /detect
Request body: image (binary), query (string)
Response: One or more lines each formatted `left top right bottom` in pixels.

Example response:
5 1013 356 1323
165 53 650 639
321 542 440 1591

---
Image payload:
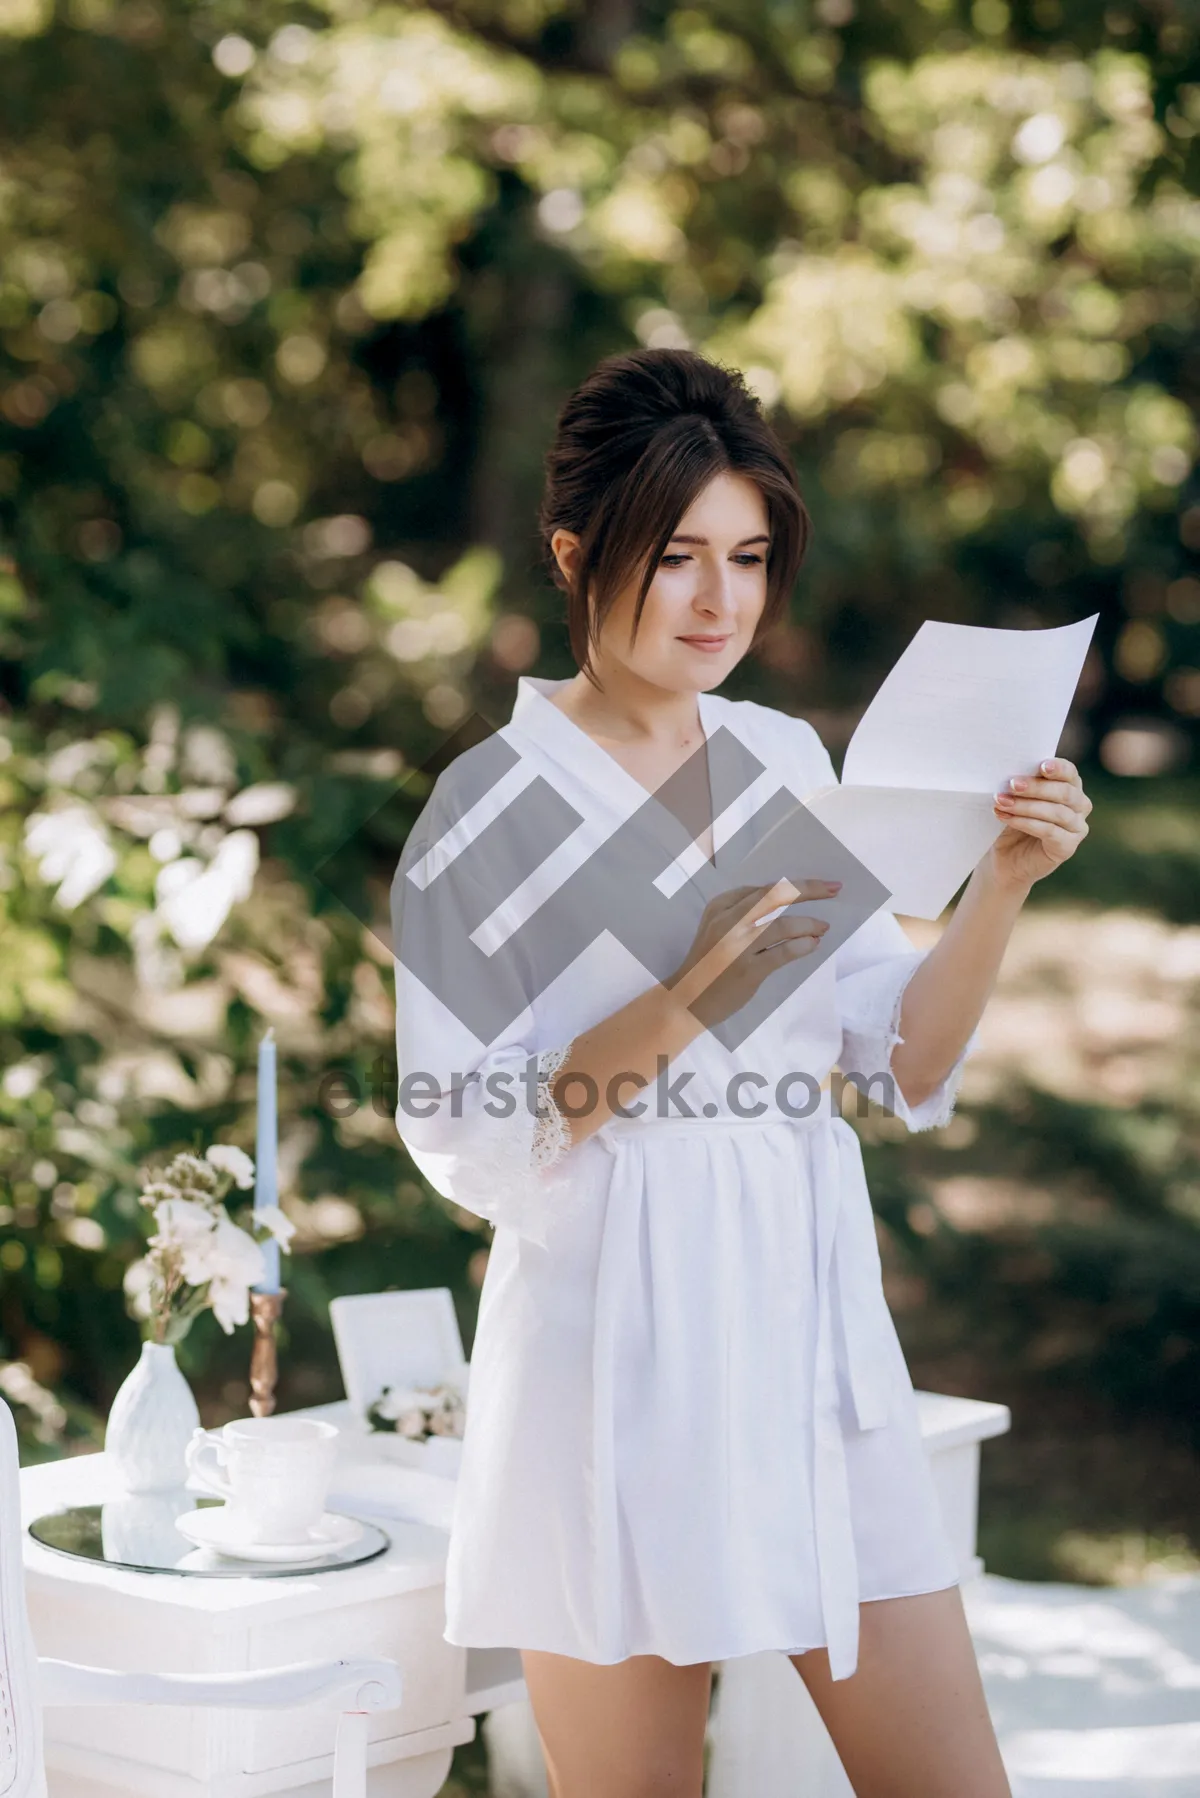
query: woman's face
554 470 771 695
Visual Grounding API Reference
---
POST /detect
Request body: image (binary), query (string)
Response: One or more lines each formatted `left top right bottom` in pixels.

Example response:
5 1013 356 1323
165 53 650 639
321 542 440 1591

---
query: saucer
173 1506 364 1564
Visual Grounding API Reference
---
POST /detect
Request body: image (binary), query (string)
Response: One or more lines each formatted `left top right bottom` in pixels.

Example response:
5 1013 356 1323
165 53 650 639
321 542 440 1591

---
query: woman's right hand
665 877 842 1030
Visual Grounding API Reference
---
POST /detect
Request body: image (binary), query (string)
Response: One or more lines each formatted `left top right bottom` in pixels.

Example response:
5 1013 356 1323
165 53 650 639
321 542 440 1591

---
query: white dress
391 674 983 1680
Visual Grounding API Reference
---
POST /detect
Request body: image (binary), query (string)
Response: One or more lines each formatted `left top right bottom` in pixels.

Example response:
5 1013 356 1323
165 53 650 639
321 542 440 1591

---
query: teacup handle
185 1427 233 1499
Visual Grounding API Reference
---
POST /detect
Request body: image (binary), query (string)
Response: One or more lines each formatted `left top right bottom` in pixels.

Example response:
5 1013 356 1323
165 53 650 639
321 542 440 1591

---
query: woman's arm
546 977 707 1147
547 875 841 1148
888 860 1027 1111
889 754 1092 1109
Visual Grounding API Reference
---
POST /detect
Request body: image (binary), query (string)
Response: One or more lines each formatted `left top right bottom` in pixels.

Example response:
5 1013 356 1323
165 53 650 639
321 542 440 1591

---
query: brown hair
537 347 810 685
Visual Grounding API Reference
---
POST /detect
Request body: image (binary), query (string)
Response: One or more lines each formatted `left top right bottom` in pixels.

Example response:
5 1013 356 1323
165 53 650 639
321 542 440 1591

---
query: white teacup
185 1416 339 1545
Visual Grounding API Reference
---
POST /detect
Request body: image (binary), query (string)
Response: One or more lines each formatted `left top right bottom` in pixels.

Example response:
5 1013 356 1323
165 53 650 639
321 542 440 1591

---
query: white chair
1 1395 403 1798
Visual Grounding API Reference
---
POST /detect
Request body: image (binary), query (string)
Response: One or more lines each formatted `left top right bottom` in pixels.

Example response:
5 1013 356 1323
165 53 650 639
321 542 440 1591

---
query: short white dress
392 675 982 1680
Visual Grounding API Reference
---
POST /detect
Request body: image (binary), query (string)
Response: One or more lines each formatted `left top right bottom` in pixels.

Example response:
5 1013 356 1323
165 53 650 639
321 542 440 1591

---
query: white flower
368 1376 466 1441
156 1206 263 1294
373 1384 430 1422
186 1216 265 1333
427 1380 466 1436
209 1213 266 1284
123 1256 155 1320
205 1144 256 1189
251 1203 296 1249
151 1197 218 1250
209 1273 252 1333
167 1152 216 1189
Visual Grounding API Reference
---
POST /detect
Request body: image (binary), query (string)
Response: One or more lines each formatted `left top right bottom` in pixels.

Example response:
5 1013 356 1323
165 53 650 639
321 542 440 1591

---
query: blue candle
253 1028 280 1294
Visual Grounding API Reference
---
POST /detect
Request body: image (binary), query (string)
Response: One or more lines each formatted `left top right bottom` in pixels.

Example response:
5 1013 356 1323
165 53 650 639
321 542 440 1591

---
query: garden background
2 0 1199 1785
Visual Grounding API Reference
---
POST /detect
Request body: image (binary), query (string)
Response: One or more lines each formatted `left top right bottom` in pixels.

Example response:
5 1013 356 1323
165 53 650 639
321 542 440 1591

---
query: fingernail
1041 760 1054 775
1010 777 1026 790
827 880 842 888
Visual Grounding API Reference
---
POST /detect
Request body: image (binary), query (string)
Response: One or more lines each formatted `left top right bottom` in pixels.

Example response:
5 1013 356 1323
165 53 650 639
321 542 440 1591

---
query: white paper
803 614 1098 918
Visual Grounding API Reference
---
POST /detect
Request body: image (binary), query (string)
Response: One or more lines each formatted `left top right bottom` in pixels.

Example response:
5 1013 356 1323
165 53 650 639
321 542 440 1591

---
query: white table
21 1390 1009 1798
909 1388 1012 1580
19 1408 525 1798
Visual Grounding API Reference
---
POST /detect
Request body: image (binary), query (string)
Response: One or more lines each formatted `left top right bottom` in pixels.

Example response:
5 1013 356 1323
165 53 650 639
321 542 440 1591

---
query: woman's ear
550 527 582 590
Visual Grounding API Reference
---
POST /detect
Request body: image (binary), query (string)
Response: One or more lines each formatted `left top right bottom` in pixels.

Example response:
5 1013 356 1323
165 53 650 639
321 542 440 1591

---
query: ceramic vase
105 1340 201 1493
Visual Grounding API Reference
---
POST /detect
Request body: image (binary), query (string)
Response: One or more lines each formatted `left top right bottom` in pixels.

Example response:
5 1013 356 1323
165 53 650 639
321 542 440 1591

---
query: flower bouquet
106 1145 296 1492
123 1145 294 1343
364 1373 467 1476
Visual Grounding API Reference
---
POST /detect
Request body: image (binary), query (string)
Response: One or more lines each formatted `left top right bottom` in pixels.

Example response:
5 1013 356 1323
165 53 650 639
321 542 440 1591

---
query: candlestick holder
248 1289 287 1418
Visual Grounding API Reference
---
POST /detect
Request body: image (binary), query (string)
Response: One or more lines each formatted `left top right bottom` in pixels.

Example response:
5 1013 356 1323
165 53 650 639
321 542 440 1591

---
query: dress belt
599 1102 891 1683
807 1112 893 1681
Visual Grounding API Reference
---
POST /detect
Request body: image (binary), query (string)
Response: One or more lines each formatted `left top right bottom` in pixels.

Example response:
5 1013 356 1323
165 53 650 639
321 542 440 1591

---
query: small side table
19 1403 522 1798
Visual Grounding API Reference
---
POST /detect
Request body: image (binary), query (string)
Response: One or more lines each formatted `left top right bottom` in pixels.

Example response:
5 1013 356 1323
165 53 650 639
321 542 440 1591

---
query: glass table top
28 1495 391 1579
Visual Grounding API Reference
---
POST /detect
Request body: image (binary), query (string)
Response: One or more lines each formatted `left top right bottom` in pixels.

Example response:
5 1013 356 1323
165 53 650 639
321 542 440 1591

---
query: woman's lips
678 635 731 653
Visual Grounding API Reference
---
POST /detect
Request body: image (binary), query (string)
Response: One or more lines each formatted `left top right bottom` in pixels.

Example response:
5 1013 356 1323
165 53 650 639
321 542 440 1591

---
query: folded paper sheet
801 614 1099 919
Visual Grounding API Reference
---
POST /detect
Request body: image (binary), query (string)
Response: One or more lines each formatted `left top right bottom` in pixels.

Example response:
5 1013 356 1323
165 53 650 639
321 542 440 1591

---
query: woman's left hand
985 756 1092 893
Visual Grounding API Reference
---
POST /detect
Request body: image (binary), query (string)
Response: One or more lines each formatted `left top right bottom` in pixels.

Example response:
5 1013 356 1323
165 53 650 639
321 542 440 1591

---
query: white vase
105 1340 202 1493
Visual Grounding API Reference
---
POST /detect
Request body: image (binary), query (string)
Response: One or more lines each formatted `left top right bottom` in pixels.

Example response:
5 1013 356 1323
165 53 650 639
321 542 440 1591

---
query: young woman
391 348 1091 1798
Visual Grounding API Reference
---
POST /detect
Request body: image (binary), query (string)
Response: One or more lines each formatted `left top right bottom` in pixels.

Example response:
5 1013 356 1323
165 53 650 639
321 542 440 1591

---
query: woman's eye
658 553 766 568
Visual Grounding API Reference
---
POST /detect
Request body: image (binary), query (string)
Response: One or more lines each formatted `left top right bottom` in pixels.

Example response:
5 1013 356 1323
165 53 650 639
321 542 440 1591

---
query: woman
391 348 1091 1797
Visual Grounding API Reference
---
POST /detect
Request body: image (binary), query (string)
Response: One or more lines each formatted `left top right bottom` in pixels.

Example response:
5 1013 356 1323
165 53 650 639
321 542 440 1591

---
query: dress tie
805 1112 894 1680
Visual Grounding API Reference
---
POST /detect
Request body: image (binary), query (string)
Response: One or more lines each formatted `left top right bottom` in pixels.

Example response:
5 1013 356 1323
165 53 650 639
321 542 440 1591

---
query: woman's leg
789 1585 1011 1798
520 1649 714 1798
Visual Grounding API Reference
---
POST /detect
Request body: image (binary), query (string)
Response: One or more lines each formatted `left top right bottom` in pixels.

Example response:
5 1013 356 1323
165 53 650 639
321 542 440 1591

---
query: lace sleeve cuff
484 1039 577 1244
531 1041 575 1170
839 952 981 1133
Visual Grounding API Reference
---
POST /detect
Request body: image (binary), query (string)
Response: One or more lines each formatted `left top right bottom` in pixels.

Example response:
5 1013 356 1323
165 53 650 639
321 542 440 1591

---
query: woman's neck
549 666 704 749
